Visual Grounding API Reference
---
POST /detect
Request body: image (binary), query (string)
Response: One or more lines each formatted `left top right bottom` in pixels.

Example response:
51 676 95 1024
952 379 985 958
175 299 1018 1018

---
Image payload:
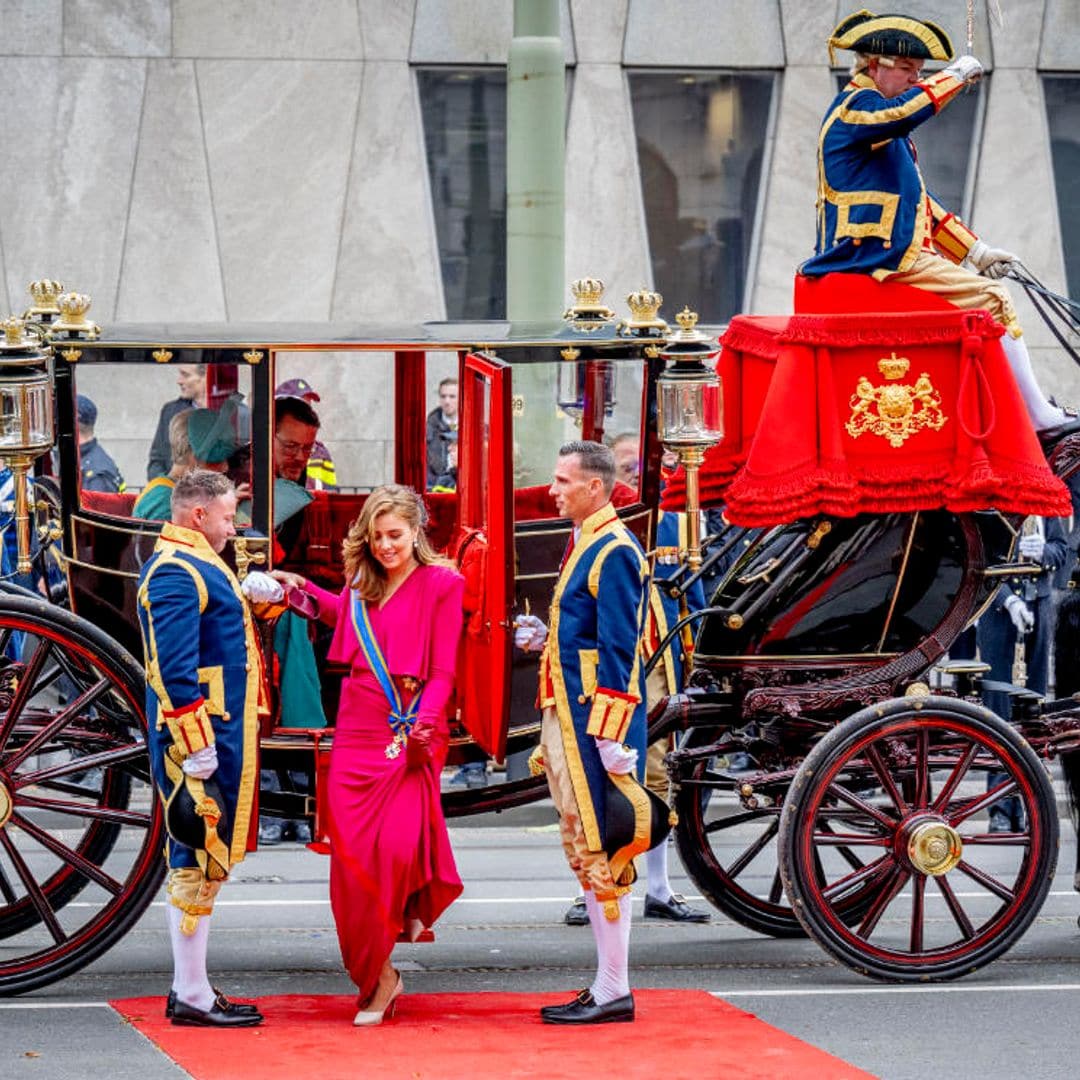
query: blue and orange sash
350 592 423 759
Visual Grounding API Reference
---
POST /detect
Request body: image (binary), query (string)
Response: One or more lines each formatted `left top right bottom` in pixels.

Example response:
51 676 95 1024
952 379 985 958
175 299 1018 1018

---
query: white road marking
712 983 1080 998
0 1001 110 1009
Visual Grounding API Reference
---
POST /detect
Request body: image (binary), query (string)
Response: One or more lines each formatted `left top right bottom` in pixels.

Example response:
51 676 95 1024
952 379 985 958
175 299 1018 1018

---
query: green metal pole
506 0 565 323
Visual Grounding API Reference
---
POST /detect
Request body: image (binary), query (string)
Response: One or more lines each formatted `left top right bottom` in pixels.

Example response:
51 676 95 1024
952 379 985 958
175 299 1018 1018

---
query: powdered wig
342 484 451 602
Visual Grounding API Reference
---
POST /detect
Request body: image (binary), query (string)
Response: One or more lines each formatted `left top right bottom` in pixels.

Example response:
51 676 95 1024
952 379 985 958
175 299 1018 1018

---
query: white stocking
1000 333 1066 430
645 842 674 903
167 903 214 1011
584 891 631 1004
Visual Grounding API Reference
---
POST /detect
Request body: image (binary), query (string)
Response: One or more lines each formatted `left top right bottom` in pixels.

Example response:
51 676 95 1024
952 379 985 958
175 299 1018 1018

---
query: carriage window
512 358 645 521
1044 76 1080 301
73 360 251 518
424 351 461 492
274 351 395 494
833 73 983 219
629 71 775 326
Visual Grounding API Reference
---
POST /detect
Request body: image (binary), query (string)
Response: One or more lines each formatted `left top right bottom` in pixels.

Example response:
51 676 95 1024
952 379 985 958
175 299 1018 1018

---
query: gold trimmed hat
604 771 671 884
828 9 954 64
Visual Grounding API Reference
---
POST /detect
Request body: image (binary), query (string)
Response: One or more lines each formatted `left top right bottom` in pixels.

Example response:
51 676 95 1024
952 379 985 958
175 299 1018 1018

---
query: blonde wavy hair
342 484 451 603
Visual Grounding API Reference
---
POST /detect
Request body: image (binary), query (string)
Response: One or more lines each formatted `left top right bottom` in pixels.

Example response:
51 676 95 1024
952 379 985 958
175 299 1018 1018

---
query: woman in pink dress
285 485 464 1025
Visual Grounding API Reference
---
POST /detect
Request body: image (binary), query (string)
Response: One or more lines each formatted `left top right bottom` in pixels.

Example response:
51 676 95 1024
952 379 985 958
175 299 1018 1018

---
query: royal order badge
845 353 947 448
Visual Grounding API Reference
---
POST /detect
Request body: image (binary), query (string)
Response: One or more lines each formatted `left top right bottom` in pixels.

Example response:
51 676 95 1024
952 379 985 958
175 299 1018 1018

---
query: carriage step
933 660 991 676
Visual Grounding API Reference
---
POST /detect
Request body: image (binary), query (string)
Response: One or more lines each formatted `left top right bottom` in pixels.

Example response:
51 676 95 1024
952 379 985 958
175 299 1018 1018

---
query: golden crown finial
27 279 64 311
564 276 615 325
571 277 605 306
51 291 100 339
675 306 699 332
153 348 173 364
2 316 26 347
620 288 668 335
877 352 910 380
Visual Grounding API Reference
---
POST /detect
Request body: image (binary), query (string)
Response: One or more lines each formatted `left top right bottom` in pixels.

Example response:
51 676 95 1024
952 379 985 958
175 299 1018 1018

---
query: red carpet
111 990 875 1080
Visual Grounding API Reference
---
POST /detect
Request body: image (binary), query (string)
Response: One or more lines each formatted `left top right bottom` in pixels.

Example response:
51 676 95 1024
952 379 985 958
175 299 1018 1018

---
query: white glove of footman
181 744 219 779
1018 534 1046 562
514 614 548 652
968 239 1018 280
942 54 984 83
1004 593 1034 635
596 737 638 775
240 571 285 603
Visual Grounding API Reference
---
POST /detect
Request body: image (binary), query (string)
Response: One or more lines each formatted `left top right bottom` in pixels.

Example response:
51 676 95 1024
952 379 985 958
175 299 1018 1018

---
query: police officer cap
275 377 320 402
603 771 671 882
829 9 954 62
76 394 97 428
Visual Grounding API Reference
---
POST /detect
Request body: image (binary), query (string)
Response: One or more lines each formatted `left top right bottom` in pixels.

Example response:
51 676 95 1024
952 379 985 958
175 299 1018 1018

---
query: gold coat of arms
845 353 947 448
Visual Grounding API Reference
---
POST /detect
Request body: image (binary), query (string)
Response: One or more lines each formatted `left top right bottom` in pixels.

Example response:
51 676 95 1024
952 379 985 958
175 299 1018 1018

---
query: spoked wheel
778 695 1058 982
0 594 165 995
672 726 881 937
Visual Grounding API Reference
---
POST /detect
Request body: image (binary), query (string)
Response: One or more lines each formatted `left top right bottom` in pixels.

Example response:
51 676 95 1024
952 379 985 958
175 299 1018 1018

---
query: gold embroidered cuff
164 701 215 756
585 688 639 743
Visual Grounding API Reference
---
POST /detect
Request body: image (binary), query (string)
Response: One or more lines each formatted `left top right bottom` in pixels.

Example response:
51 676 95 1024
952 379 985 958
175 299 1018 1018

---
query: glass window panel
1044 76 1080 301
274 351 394 494
833 73 982 217
629 71 775 325
418 68 508 320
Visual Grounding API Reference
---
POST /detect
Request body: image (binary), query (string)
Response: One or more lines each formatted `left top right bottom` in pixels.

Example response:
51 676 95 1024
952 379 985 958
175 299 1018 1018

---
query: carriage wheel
0 594 165 995
778 695 1057 982
671 725 888 937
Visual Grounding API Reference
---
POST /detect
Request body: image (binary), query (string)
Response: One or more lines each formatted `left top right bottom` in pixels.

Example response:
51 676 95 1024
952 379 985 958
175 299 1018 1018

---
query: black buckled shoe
563 896 589 926
541 989 634 1025
166 988 261 1019
170 995 264 1027
643 893 710 923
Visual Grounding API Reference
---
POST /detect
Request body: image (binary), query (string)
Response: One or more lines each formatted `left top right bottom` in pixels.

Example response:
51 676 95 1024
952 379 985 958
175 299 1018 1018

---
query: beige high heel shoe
353 973 403 1027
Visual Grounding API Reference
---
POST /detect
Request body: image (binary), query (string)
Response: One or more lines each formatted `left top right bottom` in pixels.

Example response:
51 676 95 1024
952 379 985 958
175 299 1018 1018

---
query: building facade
1 0 1078 487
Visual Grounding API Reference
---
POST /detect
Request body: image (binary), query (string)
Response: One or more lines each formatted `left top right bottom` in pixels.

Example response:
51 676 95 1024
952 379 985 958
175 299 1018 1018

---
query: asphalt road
3 801 1079 1080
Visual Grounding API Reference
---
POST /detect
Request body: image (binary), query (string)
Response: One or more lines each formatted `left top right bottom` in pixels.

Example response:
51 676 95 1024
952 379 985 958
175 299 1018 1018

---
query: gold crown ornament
24 279 65 319
671 306 710 345
877 352 911 380
563 277 616 323
1 315 29 349
51 292 100 339
618 288 668 336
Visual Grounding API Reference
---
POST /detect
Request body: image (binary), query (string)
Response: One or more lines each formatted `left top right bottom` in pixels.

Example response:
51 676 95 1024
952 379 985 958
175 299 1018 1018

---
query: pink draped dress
307 563 465 1000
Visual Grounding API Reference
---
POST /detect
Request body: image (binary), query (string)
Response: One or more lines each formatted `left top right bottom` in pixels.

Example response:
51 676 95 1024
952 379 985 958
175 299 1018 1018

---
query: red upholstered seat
80 489 138 517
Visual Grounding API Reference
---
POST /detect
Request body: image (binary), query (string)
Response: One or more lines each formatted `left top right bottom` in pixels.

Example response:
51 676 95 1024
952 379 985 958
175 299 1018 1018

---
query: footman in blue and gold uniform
516 440 656 1025
138 469 267 1028
803 9 1068 432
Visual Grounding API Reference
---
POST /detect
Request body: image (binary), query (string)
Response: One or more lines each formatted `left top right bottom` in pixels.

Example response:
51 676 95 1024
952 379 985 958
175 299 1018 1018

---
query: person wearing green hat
802 9 1069 433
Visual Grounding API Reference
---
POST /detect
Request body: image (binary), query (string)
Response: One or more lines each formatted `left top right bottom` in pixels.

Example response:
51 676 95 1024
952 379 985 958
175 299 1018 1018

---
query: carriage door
454 352 512 759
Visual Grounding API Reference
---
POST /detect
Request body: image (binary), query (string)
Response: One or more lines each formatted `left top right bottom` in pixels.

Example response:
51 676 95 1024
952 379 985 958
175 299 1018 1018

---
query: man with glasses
802 9 1068 433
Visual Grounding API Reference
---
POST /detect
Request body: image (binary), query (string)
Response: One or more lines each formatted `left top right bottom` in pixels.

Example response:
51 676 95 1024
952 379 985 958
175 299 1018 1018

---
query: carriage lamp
0 316 54 574
22 279 65 324
657 307 722 570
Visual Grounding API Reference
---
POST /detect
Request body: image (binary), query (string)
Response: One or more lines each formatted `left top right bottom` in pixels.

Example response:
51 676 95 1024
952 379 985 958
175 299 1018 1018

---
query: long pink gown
307 563 465 1001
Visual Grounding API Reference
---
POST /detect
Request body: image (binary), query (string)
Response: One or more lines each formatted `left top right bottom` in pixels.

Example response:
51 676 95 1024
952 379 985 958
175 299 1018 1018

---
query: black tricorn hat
604 771 672 883
165 773 232 880
829 9 954 64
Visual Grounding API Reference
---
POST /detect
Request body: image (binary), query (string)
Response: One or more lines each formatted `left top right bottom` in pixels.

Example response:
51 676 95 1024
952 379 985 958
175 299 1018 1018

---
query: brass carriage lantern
0 316 54 574
656 307 722 570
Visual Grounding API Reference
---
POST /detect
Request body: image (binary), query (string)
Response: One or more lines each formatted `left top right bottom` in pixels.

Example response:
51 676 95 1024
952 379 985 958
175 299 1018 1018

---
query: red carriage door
454 351 512 759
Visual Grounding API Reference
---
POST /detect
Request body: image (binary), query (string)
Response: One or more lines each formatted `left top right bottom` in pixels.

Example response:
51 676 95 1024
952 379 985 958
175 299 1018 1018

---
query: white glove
942 54 984 84
1018 534 1046 562
596 737 638 775
968 239 1018 280
1004 593 1035 635
240 571 285 603
513 613 548 652
181 744 219 779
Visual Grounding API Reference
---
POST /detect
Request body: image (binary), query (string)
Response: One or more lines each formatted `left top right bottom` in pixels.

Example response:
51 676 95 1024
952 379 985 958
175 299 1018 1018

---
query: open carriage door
454 352 513 759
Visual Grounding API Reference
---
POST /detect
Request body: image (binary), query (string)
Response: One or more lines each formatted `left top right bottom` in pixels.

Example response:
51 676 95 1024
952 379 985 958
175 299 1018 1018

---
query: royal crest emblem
845 353 947 448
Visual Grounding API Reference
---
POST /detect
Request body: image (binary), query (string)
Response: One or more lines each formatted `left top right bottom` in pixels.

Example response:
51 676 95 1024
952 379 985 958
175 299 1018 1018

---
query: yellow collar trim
579 502 618 540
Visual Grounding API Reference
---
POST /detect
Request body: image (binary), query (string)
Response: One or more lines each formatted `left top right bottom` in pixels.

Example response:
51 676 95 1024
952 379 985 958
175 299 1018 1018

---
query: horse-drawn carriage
1 274 1078 994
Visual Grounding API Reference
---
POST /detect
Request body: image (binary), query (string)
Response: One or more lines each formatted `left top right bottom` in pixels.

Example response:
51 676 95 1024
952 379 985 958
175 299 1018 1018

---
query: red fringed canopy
661 277 1070 525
